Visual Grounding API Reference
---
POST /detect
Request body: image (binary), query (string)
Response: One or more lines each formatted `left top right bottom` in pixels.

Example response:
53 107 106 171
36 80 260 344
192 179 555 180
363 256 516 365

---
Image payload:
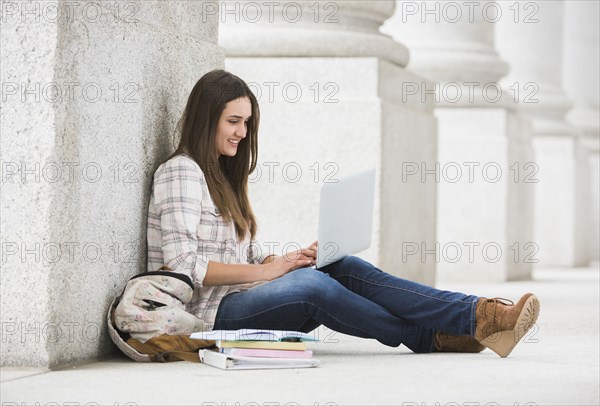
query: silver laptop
315 168 376 269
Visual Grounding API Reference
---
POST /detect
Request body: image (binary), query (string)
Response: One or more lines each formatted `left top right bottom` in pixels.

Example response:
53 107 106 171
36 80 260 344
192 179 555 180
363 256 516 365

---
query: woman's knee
338 255 369 268
329 255 377 276
282 268 340 302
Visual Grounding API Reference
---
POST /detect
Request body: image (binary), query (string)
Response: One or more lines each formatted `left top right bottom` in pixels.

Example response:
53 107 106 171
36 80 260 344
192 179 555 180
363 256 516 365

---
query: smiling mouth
228 139 240 147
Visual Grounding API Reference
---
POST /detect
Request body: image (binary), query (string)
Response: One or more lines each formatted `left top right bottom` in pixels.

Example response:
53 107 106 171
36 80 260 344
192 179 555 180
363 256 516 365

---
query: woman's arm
153 157 212 285
203 245 317 286
202 254 278 286
202 261 270 286
262 254 278 264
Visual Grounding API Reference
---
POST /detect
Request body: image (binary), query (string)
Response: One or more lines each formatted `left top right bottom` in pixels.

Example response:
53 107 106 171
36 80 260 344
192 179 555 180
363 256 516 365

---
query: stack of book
190 329 319 370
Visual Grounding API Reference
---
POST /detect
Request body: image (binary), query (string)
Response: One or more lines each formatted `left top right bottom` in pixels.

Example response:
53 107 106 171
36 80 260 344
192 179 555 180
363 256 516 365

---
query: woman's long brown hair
167 69 260 242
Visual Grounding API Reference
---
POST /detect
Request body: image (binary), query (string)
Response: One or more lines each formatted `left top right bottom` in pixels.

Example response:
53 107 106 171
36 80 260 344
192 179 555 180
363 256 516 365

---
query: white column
563 0 600 264
384 0 508 86
220 0 409 65
496 0 572 133
496 0 588 267
221 1 438 284
383 1 534 282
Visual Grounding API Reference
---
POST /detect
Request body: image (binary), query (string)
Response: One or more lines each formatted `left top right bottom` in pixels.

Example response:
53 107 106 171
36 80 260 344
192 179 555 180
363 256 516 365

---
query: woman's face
215 97 252 157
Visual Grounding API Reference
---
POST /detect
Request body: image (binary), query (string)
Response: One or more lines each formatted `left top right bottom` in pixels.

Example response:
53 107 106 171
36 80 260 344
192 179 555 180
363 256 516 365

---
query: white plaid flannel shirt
146 154 269 329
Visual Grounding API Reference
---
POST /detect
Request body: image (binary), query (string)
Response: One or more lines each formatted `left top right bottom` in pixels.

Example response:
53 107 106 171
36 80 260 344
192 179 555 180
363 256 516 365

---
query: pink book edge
220 348 313 359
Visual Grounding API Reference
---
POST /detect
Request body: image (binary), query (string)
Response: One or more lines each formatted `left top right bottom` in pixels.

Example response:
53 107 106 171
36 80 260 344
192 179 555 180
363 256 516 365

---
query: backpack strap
129 267 194 291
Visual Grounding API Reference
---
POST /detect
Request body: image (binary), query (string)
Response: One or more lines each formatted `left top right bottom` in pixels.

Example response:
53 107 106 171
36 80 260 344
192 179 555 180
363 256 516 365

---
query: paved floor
2 267 599 406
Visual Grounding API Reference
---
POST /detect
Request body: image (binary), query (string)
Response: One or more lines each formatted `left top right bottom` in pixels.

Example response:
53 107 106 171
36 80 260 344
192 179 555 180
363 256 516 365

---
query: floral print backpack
107 266 215 362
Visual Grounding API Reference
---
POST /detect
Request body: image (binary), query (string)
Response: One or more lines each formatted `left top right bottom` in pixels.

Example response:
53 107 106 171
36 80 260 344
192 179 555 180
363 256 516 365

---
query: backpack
107 266 215 362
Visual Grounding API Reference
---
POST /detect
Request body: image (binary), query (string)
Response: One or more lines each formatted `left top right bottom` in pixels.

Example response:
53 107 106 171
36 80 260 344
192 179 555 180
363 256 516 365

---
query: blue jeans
213 256 479 353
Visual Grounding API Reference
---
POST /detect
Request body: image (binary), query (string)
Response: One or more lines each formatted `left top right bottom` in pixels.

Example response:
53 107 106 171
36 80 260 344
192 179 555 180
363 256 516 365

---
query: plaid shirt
146 154 269 329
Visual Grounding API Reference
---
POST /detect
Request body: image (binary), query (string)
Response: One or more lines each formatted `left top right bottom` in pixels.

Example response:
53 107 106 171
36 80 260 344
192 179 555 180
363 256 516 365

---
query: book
199 349 319 370
219 347 313 359
216 340 307 351
190 329 318 342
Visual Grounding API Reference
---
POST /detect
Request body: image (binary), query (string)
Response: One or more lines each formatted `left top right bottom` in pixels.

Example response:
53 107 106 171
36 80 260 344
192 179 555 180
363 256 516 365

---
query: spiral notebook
190 329 318 342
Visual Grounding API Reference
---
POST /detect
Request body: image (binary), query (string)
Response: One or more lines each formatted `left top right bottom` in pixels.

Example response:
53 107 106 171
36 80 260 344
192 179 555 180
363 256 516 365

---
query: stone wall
1 1 223 367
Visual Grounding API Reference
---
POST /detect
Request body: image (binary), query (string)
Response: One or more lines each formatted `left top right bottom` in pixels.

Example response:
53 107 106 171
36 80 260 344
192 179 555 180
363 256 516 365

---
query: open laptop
314 168 376 269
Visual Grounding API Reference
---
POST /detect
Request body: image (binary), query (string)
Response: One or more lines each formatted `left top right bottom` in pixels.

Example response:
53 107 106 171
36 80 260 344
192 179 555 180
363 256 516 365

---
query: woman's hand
260 241 318 281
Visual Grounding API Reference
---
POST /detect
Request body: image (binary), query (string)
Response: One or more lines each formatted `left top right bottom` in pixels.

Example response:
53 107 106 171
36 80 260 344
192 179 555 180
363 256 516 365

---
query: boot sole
480 294 540 358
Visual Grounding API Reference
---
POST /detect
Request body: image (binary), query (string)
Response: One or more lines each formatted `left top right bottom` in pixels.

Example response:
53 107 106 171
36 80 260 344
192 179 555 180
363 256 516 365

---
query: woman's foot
433 332 486 353
474 293 540 358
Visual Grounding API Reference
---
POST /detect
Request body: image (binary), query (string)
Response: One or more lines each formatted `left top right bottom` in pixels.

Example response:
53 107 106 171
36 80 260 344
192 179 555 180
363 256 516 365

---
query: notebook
199 349 320 370
219 348 313 358
216 340 307 351
190 329 318 342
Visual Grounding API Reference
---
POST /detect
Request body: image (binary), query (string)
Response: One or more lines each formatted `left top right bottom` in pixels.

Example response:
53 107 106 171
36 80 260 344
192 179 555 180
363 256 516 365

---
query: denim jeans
213 256 480 353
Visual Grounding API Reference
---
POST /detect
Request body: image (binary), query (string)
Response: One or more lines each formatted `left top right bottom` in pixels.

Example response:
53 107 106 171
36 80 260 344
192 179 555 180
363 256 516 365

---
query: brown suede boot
433 332 486 353
474 293 540 358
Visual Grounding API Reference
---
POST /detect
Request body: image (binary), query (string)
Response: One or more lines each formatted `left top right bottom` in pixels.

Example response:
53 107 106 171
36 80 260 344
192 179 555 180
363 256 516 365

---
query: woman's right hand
260 241 317 281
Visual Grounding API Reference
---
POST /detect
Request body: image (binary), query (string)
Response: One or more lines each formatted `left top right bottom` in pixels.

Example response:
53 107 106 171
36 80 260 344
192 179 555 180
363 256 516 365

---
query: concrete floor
2 267 599 406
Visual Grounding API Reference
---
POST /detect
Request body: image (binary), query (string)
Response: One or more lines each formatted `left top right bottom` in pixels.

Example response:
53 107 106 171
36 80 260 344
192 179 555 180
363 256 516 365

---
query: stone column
1 1 223 367
496 0 588 267
220 1 438 284
383 1 534 282
563 0 600 263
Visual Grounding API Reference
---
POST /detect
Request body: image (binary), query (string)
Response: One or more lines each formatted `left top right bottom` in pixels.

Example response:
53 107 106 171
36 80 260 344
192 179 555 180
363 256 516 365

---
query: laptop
314 168 376 269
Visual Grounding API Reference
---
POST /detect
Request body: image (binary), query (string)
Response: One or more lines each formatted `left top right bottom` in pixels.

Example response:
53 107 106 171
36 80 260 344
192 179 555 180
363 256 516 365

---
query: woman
147 69 540 358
